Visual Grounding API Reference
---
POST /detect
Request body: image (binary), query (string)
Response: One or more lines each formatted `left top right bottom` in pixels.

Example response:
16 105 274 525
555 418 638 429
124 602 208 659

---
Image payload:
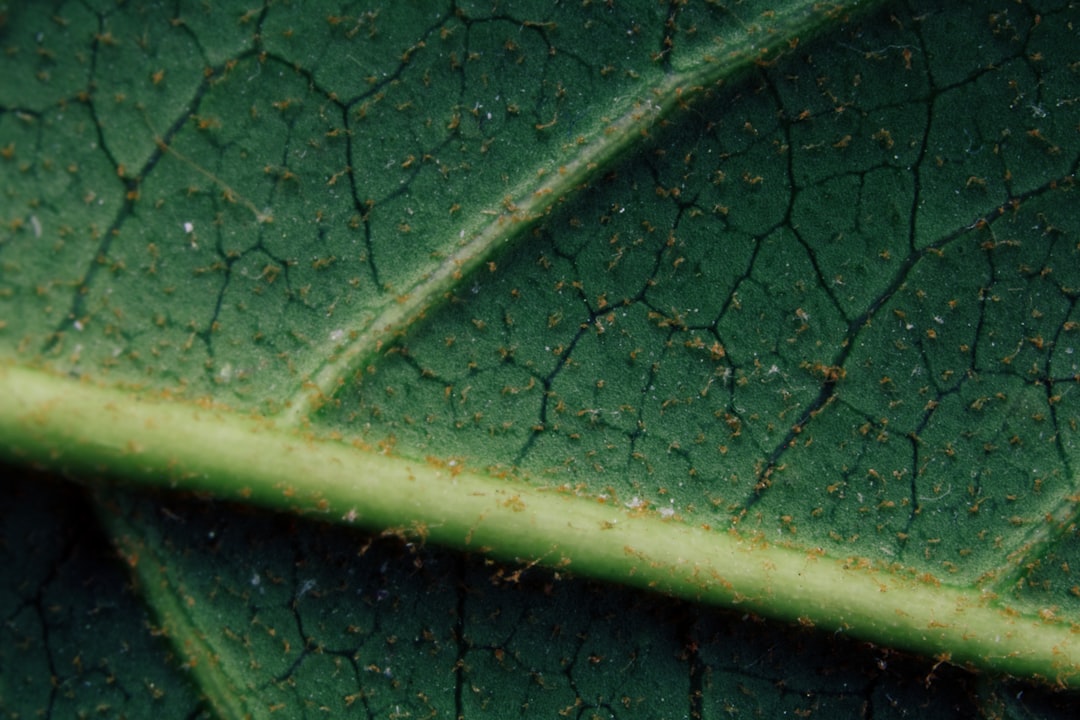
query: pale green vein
95 496 264 720
4 362 1079 688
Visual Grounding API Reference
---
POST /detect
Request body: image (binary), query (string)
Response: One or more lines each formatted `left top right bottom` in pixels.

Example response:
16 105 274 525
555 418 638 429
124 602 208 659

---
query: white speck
29 215 42 238
625 496 646 509
250 573 261 587
330 329 345 342
73 320 84 331
183 221 194 233
297 578 316 599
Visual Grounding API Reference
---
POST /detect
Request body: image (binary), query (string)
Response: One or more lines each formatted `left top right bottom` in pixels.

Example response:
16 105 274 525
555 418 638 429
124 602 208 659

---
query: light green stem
4 363 1078 689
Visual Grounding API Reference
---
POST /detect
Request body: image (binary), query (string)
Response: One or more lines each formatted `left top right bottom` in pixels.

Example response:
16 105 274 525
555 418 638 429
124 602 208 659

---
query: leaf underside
2 0 1079 718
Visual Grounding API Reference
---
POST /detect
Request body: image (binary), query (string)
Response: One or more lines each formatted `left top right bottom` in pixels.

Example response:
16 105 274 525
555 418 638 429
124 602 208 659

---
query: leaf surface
2 0 1080 717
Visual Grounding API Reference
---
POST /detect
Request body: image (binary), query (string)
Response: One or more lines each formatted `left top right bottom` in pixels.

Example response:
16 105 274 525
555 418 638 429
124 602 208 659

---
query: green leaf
2 0 1079 717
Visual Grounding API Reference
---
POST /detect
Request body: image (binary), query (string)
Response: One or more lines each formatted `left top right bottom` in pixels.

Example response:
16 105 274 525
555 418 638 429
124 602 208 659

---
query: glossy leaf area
2 1 1079 718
